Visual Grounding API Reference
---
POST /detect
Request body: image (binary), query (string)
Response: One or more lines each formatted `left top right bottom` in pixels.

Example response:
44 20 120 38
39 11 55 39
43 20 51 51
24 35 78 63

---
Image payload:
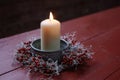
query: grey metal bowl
30 39 68 62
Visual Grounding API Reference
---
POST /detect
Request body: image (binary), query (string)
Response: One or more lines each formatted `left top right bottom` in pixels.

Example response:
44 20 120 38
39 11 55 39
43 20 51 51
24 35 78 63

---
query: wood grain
0 7 120 80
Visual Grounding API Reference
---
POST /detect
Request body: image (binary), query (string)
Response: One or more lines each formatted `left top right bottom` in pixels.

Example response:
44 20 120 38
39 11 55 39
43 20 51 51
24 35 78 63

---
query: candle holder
31 39 69 62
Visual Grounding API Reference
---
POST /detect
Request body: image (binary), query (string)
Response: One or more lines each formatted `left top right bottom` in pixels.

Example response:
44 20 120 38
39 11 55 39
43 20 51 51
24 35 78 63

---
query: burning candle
41 12 60 51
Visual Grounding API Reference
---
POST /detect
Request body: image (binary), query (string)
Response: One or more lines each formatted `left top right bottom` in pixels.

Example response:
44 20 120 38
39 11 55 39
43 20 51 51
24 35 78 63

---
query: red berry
17 57 23 62
32 57 36 61
42 63 46 67
29 65 33 69
38 56 42 59
28 41 32 44
35 59 39 64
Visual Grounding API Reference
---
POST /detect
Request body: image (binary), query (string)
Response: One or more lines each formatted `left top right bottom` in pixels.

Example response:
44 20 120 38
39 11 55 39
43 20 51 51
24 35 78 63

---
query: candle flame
49 12 54 20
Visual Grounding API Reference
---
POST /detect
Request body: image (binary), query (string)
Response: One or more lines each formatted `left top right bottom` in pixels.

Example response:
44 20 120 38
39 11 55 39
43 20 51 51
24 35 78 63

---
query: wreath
14 32 94 77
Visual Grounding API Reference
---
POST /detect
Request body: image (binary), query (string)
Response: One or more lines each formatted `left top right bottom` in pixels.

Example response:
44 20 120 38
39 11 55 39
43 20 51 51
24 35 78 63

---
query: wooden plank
0 44 117 80
61 7 120 41
0 6 120 78
0 21 120 80
80 26 120 80
0 29 40 75
105 68 120 80
83 25 120 59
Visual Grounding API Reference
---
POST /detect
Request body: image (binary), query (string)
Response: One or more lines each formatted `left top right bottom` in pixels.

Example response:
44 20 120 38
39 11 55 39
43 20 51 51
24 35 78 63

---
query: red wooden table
0 7 120 80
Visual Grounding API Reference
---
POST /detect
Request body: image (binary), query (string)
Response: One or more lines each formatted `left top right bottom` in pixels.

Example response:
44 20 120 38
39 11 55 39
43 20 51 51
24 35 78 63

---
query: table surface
0 7 120 80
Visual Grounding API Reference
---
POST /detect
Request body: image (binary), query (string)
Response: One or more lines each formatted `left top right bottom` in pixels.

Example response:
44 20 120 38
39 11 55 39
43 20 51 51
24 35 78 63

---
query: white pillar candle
40 12 60 51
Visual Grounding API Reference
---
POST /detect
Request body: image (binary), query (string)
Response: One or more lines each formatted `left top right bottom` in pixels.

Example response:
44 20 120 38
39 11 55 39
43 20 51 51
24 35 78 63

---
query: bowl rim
30 39 69 53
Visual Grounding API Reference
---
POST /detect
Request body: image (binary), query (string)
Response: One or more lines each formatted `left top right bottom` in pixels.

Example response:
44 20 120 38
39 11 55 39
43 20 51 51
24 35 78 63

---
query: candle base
31 39 68 62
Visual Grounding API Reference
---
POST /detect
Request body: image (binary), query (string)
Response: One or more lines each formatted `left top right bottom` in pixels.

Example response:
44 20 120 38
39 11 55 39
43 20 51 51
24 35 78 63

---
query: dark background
0 0 120 38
